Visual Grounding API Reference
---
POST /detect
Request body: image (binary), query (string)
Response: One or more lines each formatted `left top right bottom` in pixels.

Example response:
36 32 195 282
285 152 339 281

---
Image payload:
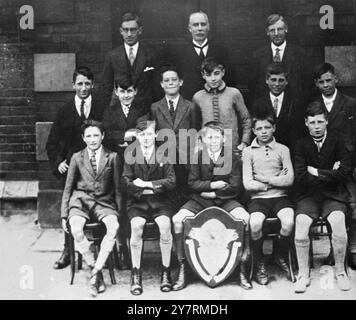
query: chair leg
112 243 119 270
107 252 117 285
68 233 76 285
309 237 314 269
288 248 296 283
249 247 254 282
78 252 83 270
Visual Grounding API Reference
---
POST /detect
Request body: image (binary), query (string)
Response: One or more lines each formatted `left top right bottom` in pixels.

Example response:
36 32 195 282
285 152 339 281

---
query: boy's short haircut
265 62 288 79
121 12 141 27
305 101 328 119
81 119 104 135
73 66 94 83
136 120 156 132
202 121 225 136
114 73 135 90
201 57 225 74
159 64 181 81
313 62 335 80
251 111 276 128
266 13 287 29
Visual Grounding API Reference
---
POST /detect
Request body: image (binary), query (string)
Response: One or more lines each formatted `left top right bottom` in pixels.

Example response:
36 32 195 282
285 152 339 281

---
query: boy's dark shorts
181 199 244 214
127 200 174 221
248 196 294 218
68 206 119 222
296 195 347 220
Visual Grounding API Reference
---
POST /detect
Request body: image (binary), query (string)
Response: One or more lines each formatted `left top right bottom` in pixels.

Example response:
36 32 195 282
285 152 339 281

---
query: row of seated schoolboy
49 56 355 297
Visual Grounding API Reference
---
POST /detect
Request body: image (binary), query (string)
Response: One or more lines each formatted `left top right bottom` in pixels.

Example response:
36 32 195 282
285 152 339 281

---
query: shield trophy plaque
183 206 245 288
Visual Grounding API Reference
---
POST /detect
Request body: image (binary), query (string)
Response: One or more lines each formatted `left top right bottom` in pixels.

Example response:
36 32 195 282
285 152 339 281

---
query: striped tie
169 100 175 122
90 151 97 175
274 48 281 62
80 99 85 121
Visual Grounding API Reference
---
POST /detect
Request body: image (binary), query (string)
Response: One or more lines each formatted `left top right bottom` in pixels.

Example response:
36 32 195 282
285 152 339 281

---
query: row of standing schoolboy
45 12 356 297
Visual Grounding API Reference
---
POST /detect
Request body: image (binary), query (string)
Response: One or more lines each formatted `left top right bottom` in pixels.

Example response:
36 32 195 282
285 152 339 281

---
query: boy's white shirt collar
312 130 327 148
140 145 155 161
208 148 222 162
87 145 102 171
74 94 92 118
322 89 338 112
193 38 208 56
271 41 286 60
121 103 132 117
269 91 284 117
165 94 180 110
124 42 139 59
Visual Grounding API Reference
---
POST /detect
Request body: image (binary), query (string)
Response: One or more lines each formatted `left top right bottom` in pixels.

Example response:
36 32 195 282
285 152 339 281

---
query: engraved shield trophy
183 206 245 288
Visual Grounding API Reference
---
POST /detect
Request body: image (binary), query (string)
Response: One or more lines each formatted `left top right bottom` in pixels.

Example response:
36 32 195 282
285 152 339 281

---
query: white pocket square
143 66 155 72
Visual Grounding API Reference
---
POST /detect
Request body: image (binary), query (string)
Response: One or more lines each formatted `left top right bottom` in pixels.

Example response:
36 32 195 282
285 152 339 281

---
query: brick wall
1 0 356 182
0 43 37 180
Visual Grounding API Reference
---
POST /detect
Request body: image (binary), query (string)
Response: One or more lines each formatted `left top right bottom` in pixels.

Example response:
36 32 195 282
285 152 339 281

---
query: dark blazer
61 147 122 219
251 43 308 104
174 41 235 100
149 96 201 163
315 91 356 155
187 148 243 208
123 147 176 210
46 96 104 178
102 100 147 154
102 43 161 107
294 134 352 203
252 91 306 152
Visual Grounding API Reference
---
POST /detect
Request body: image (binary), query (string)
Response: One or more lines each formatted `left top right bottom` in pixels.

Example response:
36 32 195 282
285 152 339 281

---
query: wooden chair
250 217 296 282
68 222 118 285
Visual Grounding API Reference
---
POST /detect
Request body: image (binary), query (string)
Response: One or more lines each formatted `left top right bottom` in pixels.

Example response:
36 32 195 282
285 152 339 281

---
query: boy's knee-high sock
76 237 95 268
174 232 185 261
295 238 310 277
332 234 348 274
130 234 143 269
94 235 116 271
160 233 173 268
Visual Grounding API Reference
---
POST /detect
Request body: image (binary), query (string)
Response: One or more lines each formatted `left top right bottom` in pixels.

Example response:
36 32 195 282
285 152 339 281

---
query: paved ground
1 213 355 300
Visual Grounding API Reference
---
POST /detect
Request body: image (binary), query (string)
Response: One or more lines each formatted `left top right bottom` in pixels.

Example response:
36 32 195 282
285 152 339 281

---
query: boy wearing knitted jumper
242 112 294 285
193 57 251 154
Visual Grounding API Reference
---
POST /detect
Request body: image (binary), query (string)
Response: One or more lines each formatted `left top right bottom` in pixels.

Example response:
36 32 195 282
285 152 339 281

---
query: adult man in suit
102 12 161 108
46 66 104 270
61 120 121 297
174 11 235 100
252 62 306 153
251 14 308 105
293 101 352 292
313 62 356 269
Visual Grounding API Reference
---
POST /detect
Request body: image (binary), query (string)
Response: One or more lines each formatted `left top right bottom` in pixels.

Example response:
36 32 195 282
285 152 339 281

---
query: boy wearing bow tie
61 120 121 297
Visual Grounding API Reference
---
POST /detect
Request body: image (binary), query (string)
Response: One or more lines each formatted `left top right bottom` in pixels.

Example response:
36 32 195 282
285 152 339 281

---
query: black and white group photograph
1 0 356 304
